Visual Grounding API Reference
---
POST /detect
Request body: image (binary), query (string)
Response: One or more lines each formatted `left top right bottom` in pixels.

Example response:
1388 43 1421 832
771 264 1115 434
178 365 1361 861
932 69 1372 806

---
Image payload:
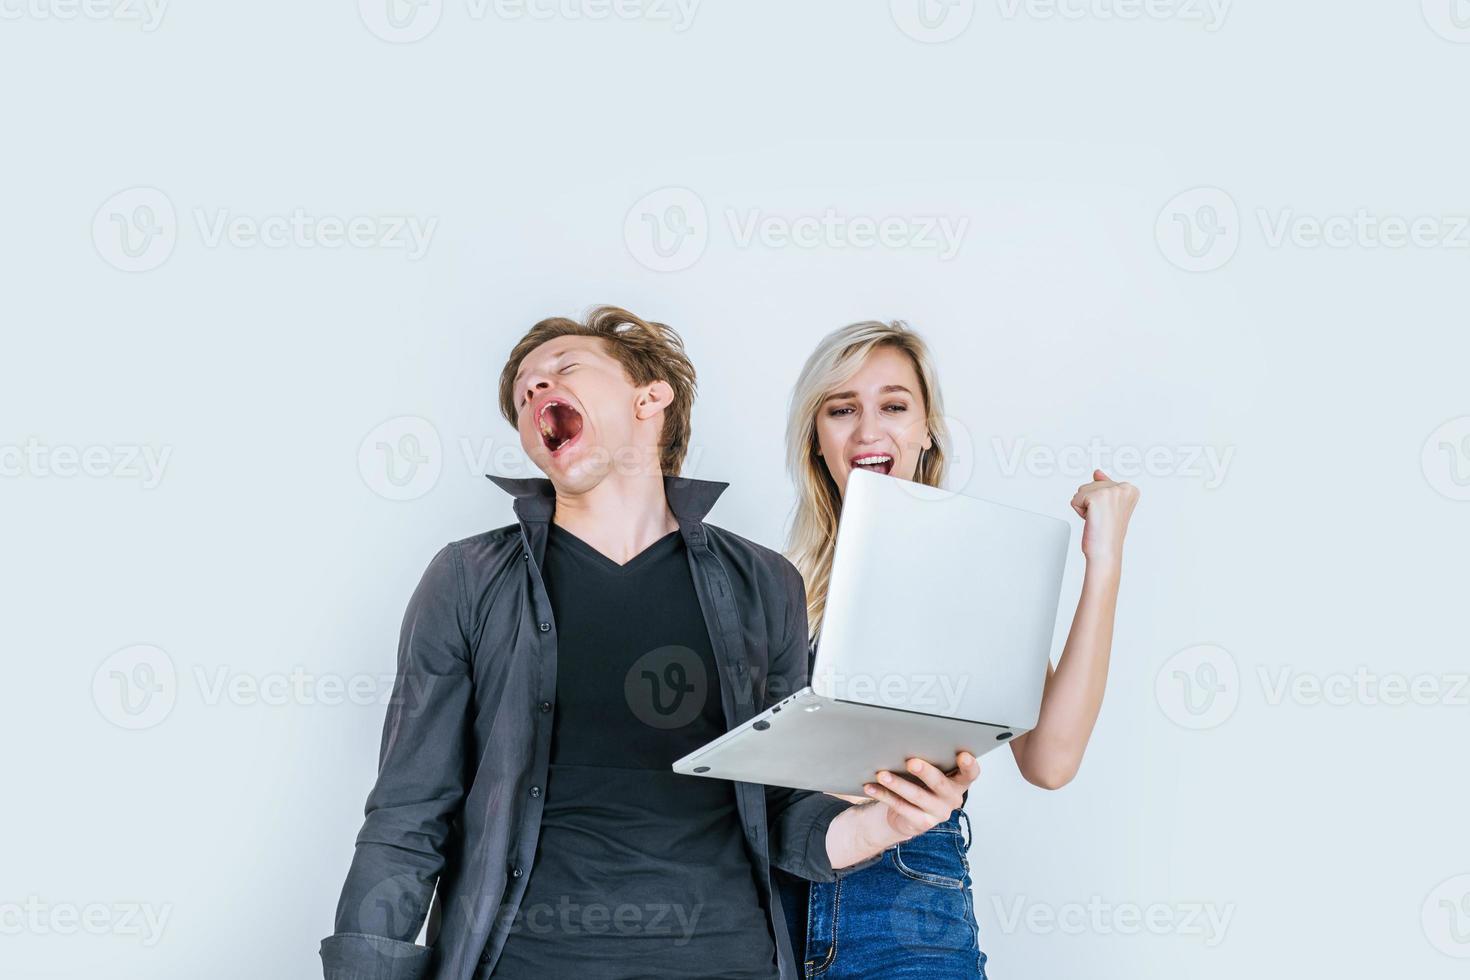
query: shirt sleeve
320 543 474 979
763 558 883 882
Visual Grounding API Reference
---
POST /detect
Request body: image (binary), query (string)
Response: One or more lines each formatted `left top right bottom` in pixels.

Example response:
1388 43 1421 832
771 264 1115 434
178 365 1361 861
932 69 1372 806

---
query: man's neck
551 471 680 565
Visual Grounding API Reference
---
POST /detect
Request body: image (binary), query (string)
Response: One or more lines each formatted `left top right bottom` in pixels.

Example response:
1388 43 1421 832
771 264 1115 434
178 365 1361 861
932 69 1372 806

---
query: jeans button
529 786 541 798
538 622 550 632
511 866 523 878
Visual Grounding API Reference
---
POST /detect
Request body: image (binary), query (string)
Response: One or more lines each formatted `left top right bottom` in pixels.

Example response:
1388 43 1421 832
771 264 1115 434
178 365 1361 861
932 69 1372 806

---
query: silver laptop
672 468 1070 796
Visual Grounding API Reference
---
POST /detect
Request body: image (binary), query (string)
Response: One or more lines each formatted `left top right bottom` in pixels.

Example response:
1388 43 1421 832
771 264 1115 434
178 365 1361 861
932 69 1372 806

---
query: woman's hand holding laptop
826 751 980 866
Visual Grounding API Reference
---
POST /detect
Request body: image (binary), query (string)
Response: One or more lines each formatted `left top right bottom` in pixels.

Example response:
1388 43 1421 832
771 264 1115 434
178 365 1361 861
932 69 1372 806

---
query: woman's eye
883 403 908 413
827 406 855 417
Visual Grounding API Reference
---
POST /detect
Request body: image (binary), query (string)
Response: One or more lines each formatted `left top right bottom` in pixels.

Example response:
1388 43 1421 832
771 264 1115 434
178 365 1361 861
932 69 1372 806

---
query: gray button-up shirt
320 474 861 980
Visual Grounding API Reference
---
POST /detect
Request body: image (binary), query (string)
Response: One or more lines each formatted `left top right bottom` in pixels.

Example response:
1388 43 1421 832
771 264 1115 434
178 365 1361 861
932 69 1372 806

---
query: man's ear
634 380 675 421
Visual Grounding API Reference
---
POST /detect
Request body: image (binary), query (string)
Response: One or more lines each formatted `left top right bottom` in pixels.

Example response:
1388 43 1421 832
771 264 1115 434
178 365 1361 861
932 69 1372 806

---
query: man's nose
523 378 550 407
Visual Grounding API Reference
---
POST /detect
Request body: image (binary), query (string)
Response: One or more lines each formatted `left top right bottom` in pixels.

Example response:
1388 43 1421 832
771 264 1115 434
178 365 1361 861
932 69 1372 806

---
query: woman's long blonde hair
785 320 950 641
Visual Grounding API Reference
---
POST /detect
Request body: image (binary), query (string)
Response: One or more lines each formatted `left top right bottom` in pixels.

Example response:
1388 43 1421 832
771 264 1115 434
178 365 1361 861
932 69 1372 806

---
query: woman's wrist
1082 551 1124 579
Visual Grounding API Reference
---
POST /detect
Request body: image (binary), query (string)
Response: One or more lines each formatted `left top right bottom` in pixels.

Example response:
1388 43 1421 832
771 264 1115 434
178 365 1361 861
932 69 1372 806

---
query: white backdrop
2 2 1468 978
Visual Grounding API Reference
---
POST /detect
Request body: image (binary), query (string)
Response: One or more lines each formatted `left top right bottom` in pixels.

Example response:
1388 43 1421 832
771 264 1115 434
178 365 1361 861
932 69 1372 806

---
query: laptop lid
811 469 1070 730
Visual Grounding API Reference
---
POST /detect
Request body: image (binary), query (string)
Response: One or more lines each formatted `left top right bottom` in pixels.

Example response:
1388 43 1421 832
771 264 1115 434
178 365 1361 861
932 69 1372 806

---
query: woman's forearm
1010 556 1121 788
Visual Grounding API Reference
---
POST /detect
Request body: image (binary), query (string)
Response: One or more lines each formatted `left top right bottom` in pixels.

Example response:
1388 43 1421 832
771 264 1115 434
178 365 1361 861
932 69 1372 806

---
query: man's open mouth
537 400 584 455
850 453 894 476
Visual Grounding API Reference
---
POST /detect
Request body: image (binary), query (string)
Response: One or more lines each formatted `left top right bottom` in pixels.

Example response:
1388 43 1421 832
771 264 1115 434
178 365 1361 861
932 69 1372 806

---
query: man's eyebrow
513 348 571 387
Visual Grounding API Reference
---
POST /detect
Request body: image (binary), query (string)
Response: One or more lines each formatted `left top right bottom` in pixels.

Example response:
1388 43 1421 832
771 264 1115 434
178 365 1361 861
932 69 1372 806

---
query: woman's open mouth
850 453 894 476
537 400 584 455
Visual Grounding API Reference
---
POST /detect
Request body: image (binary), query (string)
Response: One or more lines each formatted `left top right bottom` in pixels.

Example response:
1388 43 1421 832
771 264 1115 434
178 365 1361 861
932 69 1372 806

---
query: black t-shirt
491 523 778 980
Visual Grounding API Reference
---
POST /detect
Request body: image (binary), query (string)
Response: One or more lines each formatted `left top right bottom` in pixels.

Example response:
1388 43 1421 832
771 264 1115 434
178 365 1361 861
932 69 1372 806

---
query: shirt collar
485 473 730 525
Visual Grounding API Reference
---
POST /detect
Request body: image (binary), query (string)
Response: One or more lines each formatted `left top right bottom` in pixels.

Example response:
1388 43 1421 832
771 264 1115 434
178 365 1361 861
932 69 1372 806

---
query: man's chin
532 446 607 494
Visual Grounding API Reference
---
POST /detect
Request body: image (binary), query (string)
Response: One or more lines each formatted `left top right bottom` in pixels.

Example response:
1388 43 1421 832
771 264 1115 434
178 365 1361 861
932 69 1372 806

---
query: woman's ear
634 380 675 421
922 430 934 451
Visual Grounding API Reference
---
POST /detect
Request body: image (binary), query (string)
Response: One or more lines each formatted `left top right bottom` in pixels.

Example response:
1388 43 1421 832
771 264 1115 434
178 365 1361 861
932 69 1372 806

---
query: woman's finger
904 757 952 795
863 782 932 830
874 768 952 819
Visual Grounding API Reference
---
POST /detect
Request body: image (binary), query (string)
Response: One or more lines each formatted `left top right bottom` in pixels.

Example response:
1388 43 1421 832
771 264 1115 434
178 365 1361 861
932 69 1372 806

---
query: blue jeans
776 809 988 978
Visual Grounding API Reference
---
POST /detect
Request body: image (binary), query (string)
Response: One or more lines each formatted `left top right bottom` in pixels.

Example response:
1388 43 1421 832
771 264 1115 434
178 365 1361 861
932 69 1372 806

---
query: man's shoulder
430 523 525 579
702 523 799 582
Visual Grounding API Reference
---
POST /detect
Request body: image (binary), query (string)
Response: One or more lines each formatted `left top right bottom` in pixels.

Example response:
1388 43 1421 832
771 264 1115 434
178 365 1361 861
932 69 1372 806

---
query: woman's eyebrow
822 385 914 404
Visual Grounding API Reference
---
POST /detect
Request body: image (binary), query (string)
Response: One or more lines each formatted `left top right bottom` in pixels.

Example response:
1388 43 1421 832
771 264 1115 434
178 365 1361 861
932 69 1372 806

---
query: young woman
775 320 1140 978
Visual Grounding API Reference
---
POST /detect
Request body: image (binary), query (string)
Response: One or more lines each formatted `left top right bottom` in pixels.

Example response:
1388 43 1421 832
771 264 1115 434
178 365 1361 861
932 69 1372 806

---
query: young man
320 307 979 980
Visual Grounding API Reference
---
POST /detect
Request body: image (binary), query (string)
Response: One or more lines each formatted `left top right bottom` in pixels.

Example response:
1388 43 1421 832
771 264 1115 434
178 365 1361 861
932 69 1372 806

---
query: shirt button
529 786 541 798
538 700 552 713
511 866 523 878
522 552 530 561
538 622 550 632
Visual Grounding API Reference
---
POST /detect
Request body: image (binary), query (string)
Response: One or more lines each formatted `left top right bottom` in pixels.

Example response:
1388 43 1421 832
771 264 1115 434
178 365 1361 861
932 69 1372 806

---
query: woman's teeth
852 454 894 474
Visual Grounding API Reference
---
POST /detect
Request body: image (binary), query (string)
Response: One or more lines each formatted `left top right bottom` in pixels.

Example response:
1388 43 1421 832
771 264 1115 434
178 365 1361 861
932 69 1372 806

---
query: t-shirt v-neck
546 522 682 575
